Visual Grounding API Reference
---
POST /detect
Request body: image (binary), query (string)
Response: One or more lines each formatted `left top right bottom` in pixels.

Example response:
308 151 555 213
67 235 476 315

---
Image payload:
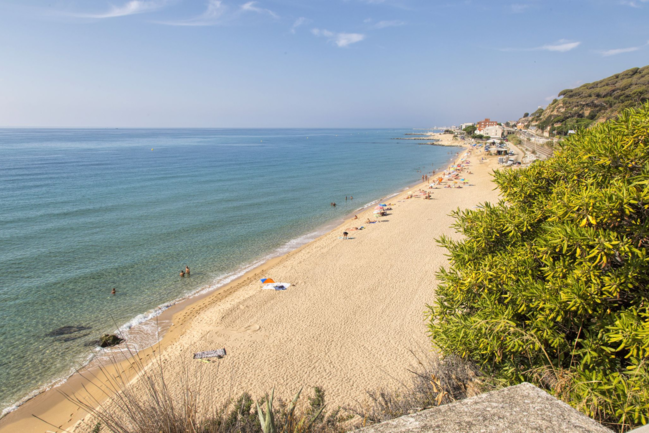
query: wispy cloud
373 20 405 29
346 0 412 10
291 17 308 33
157 0 226 26
64 0 166 19
541 40 581 52
500 39 581 53
241 1 278 19
510 4 532 13
620 0 649 7
598 41 649 56
158 0 277 27
312 28 365 47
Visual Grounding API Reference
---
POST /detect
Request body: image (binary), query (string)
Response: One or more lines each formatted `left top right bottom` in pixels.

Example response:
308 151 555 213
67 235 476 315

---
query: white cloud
540 40 581 52
373 20 405 29
312 28 365 47
66 0 165 19
241 1 278 19
620 0 649 7
599 41 649 56
158 0 226 26
157 0 277 26
500 39 581 53
510 4 531 13
336 33 366 47
291 17 308 33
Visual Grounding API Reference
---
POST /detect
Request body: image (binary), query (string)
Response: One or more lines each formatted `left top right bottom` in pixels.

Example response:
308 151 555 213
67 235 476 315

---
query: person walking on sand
185 266 190 276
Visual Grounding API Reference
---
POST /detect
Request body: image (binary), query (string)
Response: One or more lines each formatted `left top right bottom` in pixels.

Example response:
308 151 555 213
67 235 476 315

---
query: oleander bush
428 103 649 431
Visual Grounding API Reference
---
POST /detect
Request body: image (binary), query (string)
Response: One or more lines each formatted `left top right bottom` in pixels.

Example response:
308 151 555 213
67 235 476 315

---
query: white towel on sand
262 283 291 291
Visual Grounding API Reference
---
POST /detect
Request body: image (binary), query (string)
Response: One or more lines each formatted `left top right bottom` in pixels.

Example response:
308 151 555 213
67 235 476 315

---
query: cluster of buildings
448 118 506 139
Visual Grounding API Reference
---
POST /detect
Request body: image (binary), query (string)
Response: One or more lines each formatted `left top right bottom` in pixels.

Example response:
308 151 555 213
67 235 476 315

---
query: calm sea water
0 128 459 415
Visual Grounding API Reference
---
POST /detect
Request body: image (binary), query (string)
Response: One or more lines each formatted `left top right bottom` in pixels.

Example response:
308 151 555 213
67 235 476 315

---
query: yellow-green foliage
428 103 649 431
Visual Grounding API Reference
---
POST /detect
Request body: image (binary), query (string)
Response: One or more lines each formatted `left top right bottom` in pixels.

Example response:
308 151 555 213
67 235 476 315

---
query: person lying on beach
353 215 358 220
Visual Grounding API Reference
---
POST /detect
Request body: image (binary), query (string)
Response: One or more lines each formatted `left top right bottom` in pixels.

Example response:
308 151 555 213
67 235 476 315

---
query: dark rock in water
99 334 124 348
55 333 92 343
46 325 92 337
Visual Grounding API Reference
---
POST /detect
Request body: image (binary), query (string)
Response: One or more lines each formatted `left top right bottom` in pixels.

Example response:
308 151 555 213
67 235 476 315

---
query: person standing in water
185 266 190 276
111 288 116 295
180 270 185 277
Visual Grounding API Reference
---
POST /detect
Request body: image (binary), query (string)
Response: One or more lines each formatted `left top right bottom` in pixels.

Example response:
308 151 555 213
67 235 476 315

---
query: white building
476 125 504 138
460 122 474 130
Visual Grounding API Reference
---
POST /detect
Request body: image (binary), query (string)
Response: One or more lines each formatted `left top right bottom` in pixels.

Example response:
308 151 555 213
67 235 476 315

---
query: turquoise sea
0 128 460 415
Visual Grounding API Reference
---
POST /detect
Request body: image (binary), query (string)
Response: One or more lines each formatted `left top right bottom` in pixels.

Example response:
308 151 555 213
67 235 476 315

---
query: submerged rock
46 325 92 337
99 334 124 348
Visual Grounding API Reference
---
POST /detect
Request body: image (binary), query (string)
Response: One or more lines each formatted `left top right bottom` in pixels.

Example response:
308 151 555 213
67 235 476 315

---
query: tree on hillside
523 112 529 118
463 125 477 136
428 103 649 431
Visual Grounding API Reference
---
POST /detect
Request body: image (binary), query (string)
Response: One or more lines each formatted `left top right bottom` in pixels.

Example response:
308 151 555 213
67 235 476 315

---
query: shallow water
0 128 459 414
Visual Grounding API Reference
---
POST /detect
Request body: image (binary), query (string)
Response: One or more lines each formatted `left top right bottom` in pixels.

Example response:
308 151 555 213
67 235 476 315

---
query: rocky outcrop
99 334 124 348
357 383 612 433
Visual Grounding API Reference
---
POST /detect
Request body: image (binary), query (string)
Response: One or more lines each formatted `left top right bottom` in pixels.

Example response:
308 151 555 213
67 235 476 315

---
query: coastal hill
518 65 649 135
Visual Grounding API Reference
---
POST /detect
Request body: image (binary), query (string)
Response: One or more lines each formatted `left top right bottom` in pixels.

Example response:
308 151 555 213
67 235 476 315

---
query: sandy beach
0 146 504 433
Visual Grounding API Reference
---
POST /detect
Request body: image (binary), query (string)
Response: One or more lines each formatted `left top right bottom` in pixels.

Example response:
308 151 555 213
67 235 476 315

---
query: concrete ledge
357 383 612 433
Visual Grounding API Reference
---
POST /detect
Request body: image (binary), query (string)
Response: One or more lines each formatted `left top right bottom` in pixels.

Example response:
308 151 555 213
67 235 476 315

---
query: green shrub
427 103 649 431
507 135 521 146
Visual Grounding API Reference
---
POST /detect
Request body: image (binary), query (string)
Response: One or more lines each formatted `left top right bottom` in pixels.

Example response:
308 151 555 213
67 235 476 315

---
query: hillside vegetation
429 103 649 431
520 65 649 136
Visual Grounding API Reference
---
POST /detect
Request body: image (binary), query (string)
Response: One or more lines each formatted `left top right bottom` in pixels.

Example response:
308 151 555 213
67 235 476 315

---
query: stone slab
357 383 612 433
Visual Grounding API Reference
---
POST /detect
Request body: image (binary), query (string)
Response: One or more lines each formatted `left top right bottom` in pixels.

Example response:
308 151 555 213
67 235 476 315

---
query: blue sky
0 0 647 127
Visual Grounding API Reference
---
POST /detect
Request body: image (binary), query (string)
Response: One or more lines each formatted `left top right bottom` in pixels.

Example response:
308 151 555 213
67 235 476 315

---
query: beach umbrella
261 278 275 284
373 210 381 214
375 206 383 210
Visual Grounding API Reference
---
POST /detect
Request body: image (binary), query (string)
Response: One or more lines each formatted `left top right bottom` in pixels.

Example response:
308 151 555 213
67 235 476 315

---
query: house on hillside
477 125 504 138
477 118 499 130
